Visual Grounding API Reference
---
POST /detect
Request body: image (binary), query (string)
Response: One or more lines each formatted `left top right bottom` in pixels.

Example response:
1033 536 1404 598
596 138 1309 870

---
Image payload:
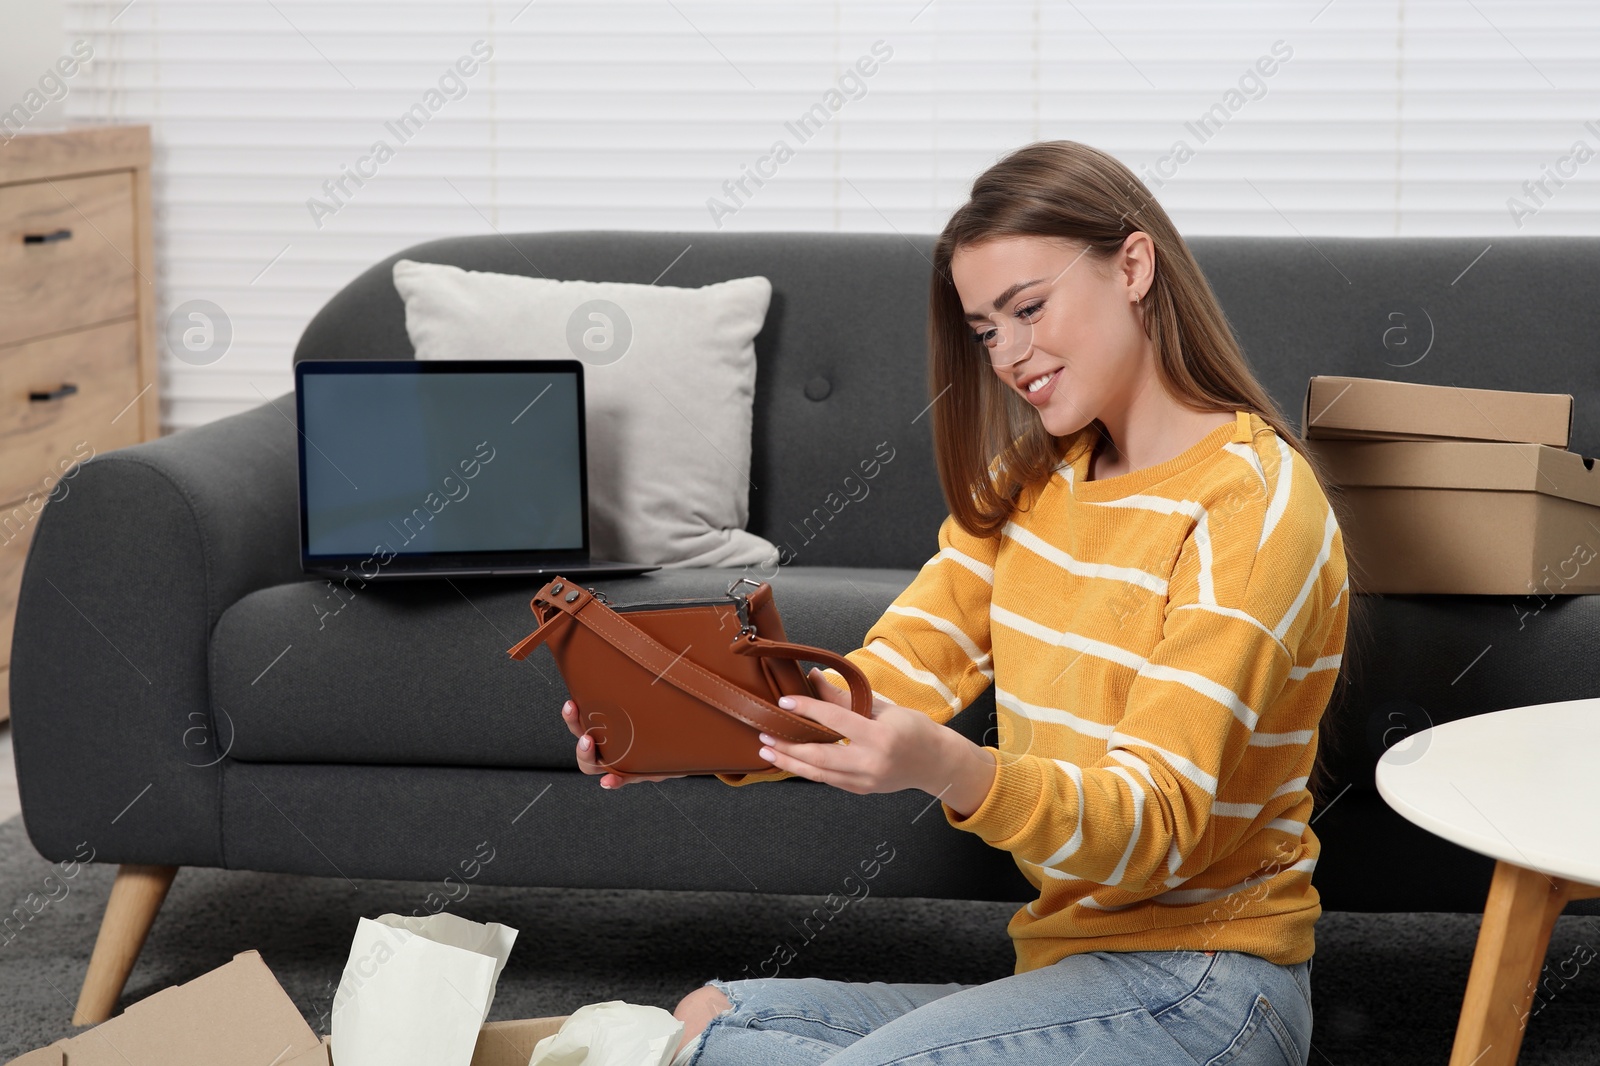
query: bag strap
507 579 876 745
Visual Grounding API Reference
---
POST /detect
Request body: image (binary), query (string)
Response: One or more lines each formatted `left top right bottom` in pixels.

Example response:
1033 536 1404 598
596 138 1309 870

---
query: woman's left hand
759 668 993 806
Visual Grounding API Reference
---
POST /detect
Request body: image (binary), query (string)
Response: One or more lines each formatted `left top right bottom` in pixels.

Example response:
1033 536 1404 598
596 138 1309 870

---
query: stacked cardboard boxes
1300 375 1600 595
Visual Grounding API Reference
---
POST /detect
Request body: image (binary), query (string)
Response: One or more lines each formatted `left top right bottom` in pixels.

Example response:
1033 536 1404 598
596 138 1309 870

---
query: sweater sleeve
942 466 1347 900
716 510 1002 786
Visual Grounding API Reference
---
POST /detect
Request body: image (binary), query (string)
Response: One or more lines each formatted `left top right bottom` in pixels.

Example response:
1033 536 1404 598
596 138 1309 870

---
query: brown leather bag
506 575 874 775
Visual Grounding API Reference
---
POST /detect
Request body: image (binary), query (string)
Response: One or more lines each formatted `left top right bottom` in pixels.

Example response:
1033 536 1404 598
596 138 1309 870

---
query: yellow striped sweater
719 410 1347 971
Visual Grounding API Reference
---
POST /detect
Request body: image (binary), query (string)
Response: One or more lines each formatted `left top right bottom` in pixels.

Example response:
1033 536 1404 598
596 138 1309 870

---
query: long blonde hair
928 140 1367 808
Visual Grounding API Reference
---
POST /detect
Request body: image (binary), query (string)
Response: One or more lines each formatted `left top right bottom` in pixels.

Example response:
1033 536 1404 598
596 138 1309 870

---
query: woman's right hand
562 699 689 789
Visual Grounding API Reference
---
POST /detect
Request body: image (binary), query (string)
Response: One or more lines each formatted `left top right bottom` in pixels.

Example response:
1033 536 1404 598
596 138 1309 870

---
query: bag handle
507 578 875 745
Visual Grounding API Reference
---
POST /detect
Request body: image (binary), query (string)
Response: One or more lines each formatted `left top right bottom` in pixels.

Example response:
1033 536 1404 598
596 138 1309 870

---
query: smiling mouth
1023 370 1058 394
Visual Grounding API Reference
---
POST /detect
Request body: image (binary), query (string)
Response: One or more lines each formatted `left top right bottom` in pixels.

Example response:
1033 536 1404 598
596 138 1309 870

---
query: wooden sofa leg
73 864 179 1026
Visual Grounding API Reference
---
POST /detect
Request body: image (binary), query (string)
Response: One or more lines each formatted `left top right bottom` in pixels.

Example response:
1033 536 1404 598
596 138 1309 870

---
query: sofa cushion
213 566 944 768
214 557 1600 800
393 258 780 570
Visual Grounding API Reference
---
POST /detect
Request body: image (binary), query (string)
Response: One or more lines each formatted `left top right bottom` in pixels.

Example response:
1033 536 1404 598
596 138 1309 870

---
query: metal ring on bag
731 581 763 637
726 577 764 597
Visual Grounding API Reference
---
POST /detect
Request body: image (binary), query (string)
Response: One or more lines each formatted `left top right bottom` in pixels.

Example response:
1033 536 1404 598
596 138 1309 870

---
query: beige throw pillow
393 259 779 569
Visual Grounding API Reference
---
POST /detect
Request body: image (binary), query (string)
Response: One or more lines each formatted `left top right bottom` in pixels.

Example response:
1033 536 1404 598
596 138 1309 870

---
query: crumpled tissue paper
528 1000 686 1066
330 911 519 1066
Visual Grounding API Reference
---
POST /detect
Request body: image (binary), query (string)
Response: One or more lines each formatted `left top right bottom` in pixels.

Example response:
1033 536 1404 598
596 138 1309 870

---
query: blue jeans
682 950 1313 1065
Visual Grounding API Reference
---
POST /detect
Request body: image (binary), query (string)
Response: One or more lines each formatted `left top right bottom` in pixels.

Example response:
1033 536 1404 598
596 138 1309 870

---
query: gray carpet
1 815 1596 1065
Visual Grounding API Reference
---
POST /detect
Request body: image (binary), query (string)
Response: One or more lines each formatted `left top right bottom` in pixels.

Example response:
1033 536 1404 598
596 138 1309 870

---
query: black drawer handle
23 228 73 245
29 383 79 402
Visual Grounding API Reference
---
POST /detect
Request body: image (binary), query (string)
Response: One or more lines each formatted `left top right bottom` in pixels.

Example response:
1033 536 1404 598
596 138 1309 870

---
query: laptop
294 358 661 581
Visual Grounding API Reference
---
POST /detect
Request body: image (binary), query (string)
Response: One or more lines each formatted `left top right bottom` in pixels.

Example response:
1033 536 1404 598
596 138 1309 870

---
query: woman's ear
1121 230 1157 300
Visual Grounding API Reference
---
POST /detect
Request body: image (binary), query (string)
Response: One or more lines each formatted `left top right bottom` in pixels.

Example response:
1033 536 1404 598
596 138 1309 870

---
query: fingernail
601 780 611 789
563 701 573 712
579 736 590 750
778 696 795 709
758 747 774 760
759 732 774 745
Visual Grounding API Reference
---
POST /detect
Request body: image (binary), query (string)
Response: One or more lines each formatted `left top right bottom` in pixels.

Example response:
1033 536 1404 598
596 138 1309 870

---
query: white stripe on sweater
1102 764 1148 887
1106 729 1219 796
995 602 1268 737
1136 661 1261 731
864 639 961 710
935 546 994 584
1222 441 1268 492
1250 728 1315 747
990 604 1149 674
1077 494 1218 602
997 687 1115 743
1036 758 1087 870
1003 521 1168 594
1150 858 1318 906
1193 508 1217 604
1170 602 1289 660
1273 776 1310 797
1272 508 1338 641
884 604 993 678
1288 654 1341 680
1257 437 1295 551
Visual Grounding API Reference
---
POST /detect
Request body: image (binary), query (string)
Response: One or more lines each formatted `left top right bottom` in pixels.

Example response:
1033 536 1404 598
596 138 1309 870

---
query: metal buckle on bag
726 576 762 640
542 581 609 607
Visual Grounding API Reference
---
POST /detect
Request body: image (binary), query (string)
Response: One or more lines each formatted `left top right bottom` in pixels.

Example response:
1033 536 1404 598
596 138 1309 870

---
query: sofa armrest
9 393 305 866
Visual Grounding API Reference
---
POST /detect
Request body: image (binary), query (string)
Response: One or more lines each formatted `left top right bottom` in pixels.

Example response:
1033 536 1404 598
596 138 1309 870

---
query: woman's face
949 233 1154 439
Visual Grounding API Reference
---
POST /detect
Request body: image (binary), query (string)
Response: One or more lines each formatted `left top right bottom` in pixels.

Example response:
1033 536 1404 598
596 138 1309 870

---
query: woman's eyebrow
964 277 1049 321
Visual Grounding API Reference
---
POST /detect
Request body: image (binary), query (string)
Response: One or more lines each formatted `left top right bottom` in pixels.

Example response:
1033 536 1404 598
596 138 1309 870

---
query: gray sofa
13 231 1600 1021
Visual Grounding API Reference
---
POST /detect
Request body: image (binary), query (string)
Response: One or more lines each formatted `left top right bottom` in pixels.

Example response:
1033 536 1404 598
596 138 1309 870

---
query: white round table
1375 697 1600 1066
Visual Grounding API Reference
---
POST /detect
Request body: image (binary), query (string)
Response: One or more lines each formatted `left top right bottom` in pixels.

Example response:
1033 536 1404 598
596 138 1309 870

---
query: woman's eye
1016 301 1043 321
973 328 997 347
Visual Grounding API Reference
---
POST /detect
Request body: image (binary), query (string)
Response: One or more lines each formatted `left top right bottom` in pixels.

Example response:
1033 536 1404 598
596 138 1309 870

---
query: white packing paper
527 1001 686 1066
331 911 519 1066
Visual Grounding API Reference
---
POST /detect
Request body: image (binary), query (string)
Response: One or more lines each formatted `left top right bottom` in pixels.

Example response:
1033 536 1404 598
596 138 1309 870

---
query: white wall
1 0 67 132
58 0 1600 433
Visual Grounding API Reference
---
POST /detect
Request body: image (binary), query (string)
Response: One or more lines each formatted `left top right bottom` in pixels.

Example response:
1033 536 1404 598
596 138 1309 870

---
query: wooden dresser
0 126 160 722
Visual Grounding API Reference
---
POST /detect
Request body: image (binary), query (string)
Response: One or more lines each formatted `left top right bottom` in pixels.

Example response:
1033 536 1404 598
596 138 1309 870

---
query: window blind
59 0 1600 431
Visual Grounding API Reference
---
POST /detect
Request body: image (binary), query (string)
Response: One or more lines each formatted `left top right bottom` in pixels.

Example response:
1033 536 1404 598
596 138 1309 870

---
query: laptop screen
295 359 588 571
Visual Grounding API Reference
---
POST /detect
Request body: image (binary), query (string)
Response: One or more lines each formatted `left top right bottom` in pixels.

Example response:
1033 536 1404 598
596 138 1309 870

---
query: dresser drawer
0 320 143 507
0 171 138 348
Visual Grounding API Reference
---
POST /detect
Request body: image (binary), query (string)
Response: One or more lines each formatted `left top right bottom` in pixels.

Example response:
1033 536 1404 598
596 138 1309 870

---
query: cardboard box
5 950 569 1066
1303 375 1573 448
6 951 322 1066
1305 437 1600 594
286 1018 569 1066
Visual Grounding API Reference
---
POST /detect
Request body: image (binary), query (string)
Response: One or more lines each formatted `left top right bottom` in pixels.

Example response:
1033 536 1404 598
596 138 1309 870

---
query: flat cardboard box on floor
1302 375 1573 448
5 950 568 1066
1305 436 1600 595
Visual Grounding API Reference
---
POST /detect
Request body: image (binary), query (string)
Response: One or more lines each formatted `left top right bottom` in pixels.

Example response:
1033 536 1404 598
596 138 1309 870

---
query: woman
562 140 1351 1065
